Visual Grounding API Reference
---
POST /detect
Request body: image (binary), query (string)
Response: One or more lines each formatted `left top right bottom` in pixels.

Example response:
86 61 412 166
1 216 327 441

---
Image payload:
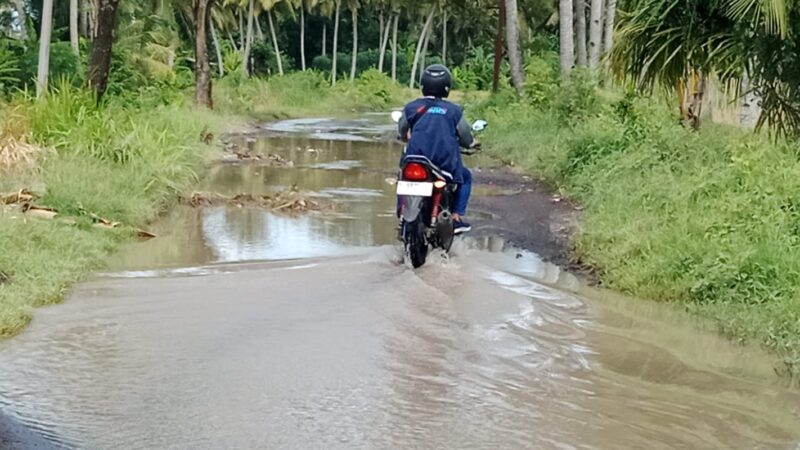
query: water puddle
1 117 798 449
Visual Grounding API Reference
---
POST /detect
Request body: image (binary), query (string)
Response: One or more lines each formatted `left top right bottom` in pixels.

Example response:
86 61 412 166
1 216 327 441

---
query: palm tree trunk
13 0 28 39
492 0 505 92
300 4 307 70
419 18 432 82
505 0 525 94
409 11 434 89
740 71 762 129
242 0 254 77
442 10 447 64
87 0 120 100
349 6 358 81
602 0 616 56
322 22 327 57
238 10 245 49
70 0 79 54
332 0 341 85
255 12 265 42
267 9 284 75
194 0 215 109
379 12 385 54
79 0 89 38
391 13 399 81
575 0 587 66
36 0 55 98
378 11 391 72
228 31 239 51
91 0 99 39
211 20 224 77
588 0 603 69
559 0 574 77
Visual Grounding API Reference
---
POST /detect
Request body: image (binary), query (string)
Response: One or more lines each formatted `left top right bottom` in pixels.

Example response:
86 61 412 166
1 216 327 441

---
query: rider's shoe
454 220 472 234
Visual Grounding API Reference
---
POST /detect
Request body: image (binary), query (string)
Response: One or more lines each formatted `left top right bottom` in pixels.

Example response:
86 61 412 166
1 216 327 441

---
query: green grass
476 83 800 382
0 86 225 337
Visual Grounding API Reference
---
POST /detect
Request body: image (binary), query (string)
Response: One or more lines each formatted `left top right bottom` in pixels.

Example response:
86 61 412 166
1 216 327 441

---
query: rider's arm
398 111 410 142
456 116 475 148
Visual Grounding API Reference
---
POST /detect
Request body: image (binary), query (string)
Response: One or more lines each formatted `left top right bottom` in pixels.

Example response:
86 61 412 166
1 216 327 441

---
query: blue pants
453 168 472 216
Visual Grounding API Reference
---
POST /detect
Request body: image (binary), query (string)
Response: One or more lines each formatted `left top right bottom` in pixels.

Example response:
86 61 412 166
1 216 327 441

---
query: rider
398 64 476 234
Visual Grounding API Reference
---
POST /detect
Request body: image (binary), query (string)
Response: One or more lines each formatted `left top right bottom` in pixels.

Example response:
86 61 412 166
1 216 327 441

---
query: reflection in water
2 122 799 449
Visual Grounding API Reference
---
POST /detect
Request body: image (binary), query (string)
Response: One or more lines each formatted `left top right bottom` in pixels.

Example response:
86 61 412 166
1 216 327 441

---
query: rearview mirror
391 110 403 123
472 120 488 132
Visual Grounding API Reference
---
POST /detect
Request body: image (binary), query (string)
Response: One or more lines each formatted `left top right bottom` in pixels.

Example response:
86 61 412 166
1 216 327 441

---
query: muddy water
1 119 799 449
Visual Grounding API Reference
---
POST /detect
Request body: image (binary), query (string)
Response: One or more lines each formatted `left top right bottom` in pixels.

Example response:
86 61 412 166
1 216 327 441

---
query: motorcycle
391 111 487 268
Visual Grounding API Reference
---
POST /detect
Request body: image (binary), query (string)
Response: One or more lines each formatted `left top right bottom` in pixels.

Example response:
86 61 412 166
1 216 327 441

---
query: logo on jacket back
427 106 448 115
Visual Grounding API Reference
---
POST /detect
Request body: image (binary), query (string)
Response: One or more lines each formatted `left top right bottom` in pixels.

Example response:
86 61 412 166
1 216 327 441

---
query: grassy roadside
0 71 409 338
470 76 800 381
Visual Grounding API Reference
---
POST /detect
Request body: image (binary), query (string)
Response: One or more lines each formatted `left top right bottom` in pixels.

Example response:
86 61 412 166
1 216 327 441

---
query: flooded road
1 118 799 449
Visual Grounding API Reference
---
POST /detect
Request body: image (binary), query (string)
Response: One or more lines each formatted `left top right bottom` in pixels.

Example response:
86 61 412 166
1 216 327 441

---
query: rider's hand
462 140 481 155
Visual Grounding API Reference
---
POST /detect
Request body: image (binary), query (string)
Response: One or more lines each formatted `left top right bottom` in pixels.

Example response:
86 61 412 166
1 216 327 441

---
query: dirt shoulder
0 412 55 450
468 166 591 277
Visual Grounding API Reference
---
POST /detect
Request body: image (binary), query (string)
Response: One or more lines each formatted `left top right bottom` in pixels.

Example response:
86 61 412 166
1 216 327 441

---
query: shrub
523 53 558 106
552 68 600 123
20 42 83 89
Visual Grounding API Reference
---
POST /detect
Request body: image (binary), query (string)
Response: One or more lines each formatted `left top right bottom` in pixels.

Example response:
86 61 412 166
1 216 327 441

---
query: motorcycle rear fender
400 196 427 223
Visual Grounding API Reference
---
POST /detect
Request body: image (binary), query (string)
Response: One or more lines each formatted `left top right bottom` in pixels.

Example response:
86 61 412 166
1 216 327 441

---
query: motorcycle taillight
403 163 429 181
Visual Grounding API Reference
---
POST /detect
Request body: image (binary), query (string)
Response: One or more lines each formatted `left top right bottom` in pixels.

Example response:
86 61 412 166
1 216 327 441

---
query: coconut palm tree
505 0 524 94
348 0 358 81
331 0 340 84
575 0 587 66
558 0 574 77
602 0 616 56
262 0 284 75
36 0 54 98
195 0 216 108
610 0 792 131
70 0 79 54
588 0 603 69
409 9 434 88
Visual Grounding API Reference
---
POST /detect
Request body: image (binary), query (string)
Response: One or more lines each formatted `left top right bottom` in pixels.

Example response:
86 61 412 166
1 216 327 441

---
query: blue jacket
399 98 473 183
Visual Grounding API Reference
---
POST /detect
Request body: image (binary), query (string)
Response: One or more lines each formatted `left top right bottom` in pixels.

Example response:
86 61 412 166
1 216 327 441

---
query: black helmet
421 64 452 98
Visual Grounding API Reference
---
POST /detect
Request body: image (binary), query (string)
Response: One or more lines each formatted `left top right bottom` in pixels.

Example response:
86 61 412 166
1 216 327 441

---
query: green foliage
350 69 403 109
251 41 294 75
479 85 800 378
20 42 83 88
455 47 496 91
523 53 558 106
552 69 600 124
0 40 21 94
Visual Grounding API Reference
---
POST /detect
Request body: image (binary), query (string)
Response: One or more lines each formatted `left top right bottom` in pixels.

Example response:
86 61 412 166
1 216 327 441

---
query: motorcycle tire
404 218 428 268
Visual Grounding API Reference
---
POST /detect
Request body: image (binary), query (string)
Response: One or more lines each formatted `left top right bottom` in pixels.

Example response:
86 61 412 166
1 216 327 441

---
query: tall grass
478 81 800 381
0 85 221 337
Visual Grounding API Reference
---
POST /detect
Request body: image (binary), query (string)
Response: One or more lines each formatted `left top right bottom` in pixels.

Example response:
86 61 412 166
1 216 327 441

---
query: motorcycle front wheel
404 218 428 268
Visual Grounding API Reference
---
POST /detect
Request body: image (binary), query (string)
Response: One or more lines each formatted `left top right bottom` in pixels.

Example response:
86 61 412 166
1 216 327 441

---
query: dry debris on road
180 187 334 215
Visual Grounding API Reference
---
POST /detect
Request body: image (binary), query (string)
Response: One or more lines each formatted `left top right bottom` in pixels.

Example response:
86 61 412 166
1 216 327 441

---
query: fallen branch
180 187 333 215
1 188 156 239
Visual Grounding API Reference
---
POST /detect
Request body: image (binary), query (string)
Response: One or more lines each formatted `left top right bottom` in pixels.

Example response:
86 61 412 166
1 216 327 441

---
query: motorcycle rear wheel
404 219 428 268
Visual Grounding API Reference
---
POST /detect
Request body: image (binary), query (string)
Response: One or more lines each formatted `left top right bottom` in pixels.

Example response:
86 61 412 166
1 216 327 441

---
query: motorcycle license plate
396 181 433 197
